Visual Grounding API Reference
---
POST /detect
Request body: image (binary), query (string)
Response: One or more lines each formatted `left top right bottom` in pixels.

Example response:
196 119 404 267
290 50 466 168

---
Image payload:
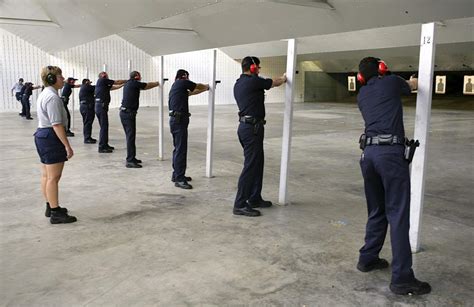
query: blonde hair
40 66 62 86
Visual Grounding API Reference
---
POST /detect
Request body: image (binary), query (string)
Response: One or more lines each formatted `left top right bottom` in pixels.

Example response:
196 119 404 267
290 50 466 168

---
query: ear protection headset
357 59 388 85
134 72 141 80
46 66 57 85
249 57 259 74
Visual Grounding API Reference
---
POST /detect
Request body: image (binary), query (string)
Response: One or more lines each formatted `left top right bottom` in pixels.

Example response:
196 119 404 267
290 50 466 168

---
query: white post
71 68 75 130
127 59 131 73
103 64 107 72
86 66 89 79
410 22 436 253
278 39 297 205
206 49 217 178
158 56 165 160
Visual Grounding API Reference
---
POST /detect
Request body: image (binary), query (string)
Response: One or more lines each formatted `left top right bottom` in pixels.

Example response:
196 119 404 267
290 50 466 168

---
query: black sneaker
45 204 68 217
26 117 34 120
171 176 192 182
98 148 113 153
66 131 75 137
50 210 77 224
84 138 97 144
248 199 273 208
175 181 193 189
357 258 389 272
19 113 26 117
105 145 115 150
390 278 431 295
132 158 142 164
233 206 261 217
126 162 142 168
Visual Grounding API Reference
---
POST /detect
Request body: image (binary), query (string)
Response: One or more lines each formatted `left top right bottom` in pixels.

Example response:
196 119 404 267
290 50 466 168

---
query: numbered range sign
347 76 356 92
463 75 474 95
435 75 446 94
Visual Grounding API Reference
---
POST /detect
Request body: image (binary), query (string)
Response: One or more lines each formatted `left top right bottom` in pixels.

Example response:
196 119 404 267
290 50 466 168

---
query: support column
86 66 89 79
127 59 131 73
71 68 75 130
278 39 297 205
103 64 107 72
206 49 217 178
410 22 437 253
158 56 165 160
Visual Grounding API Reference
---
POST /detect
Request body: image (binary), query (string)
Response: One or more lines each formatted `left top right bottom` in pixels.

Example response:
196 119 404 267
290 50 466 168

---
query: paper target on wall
435 75 446 94
463 75 474 95
348 76 356 92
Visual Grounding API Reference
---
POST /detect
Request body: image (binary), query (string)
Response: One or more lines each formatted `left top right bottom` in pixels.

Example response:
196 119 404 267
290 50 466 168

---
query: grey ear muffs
46 66 57 85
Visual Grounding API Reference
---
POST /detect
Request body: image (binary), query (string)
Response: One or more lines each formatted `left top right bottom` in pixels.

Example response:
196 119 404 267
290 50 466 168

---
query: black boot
390 278 431 295
357 258 389 272
50 210 77 224
45 203 68 217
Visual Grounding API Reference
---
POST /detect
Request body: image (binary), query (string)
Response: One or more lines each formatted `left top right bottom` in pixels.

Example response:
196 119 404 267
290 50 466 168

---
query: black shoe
175 181 193 189
248 199 273 208
126 162 142 168
357 258 389 272
26 117 34 120
66 131 75 137
50 210 77 224
171 176 192 182
132 158 142 164
105 145 114 150
19 113 25 117
390 278 431 295
84 138 97 144
45 204 68 217
98 148 113 153
233 206 261 217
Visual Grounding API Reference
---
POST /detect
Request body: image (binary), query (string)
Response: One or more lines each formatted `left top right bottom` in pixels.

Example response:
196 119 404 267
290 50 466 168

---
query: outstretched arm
114 79 127 85
271 73 287 88
144 81 160 90
407 76 418 91
189 83 209 96
111 83 124 91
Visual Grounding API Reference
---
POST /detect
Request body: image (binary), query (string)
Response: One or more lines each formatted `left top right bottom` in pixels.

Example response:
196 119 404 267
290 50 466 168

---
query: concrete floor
0 100 473 306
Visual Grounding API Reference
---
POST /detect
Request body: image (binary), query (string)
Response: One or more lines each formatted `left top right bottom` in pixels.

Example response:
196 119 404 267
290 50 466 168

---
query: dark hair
359 57 380 82
175 69 189 81
19 78 24 82
82 78 90 85
130 71 140 80
241 56 260 72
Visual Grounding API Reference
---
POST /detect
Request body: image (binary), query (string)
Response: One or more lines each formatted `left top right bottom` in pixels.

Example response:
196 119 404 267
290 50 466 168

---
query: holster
359 134 366 150
404 139 420 163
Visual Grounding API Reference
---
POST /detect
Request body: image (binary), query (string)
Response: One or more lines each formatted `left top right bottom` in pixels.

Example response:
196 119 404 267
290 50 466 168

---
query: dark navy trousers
80 103 95 140
120 110 137 162
62 97 72 131
21 95 31 118
234 123 264 208
359 145 415 285
170 116 189 181
95 102 109 149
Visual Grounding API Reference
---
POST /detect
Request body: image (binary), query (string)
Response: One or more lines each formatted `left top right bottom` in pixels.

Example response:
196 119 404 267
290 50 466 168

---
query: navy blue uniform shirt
168 79 196 113
79 84 95 103
94 78 115 103
121 79 147 111
23 86 33 98
234 74 273 118
61 83 73 98
357 74 411 138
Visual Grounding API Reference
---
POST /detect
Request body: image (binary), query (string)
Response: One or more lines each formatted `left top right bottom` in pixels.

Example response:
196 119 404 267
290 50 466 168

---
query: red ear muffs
357 72 365 85
378 61 388 75
134 73 141 80
250 63 258 74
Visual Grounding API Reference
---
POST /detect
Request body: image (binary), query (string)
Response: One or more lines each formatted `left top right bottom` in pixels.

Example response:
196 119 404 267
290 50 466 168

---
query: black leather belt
120 107 137 113
169 110 191 117
239 116 266 125
80 100 93 105
365 134 405 146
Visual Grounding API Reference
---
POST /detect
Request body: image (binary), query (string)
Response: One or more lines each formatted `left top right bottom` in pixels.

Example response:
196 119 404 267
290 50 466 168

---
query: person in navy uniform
21 82 41 120
11 78 24 116
233 56 286 217
168 69 209 189
356 57 431 295
79 79 97 144
61 77 80 136
120 71 160 168
94 71 126 153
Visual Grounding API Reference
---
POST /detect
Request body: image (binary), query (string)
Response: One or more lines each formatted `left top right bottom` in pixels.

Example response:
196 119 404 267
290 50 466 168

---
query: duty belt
169 110 191 117
120 107 137 113
364 134 405 146
80 100 93 105
239 116 266 125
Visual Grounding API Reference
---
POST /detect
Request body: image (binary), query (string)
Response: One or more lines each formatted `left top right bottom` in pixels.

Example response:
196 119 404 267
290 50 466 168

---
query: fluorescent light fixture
267 0 335 10
0 17 59 27
132 26 198 35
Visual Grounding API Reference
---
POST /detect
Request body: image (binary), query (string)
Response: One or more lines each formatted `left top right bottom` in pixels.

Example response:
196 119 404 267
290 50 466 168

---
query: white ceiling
1 0 473 71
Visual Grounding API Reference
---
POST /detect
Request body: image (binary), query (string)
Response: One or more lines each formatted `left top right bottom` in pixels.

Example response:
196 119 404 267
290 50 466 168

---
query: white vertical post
103 64 107 72
127 59 131 73
206 49 217 178
86 66 89 79
71 68 75 130
158 56 165 160
410 22 436 253
278 39 297 205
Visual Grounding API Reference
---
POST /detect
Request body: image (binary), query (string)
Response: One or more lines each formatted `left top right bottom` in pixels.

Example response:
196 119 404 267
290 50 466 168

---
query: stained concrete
0 100 473 306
